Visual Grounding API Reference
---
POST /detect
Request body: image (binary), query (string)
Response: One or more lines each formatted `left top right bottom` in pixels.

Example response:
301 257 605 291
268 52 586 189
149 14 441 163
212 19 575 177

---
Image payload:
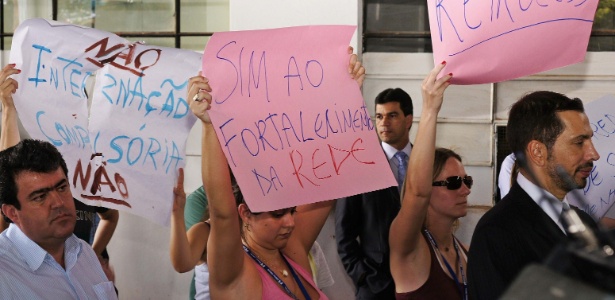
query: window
363 0 615 52
1 0 229 51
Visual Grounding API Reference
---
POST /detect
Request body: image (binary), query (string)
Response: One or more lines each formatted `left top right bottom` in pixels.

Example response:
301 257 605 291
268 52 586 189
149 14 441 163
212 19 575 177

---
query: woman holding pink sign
185 48 364 300
389 62 470 300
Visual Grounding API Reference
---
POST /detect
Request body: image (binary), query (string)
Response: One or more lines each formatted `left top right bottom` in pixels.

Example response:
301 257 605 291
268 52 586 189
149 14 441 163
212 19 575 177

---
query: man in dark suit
335 88 413 299
468 91 600 299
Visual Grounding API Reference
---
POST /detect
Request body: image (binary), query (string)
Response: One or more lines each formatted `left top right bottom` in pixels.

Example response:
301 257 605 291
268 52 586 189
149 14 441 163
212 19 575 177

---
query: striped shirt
0 224 117 299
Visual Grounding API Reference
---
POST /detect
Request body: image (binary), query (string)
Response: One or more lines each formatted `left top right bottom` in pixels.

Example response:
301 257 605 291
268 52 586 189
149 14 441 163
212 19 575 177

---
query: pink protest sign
428 0 600 84
202 26 396 212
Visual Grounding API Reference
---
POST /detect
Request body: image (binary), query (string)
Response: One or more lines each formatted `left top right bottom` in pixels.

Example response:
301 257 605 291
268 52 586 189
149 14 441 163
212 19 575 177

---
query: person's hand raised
0 64 20 110
188 72 213 124
421 61 452 113
347 46 365 88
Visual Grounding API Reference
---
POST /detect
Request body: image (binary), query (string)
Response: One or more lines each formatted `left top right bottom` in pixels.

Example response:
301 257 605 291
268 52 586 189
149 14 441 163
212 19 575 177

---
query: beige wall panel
465 165 495 207
363 78 492 121
410 122 492 166
495 79 615 120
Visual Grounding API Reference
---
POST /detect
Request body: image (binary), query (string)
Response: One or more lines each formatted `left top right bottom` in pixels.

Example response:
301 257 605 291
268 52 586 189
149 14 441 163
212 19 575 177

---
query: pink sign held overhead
202 26 396 212
428 0 600 84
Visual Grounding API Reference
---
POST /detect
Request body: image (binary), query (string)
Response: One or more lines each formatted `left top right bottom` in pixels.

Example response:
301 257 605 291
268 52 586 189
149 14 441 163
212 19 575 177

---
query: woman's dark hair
433 148 462 181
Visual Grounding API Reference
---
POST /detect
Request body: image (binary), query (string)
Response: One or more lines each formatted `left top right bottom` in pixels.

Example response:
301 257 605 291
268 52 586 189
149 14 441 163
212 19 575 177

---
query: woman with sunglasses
389 62 470 300
186 48 365 300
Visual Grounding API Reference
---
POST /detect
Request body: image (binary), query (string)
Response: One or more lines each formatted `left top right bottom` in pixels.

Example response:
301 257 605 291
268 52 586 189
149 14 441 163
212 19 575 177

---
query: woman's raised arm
389 62 451 258
189 74 247 289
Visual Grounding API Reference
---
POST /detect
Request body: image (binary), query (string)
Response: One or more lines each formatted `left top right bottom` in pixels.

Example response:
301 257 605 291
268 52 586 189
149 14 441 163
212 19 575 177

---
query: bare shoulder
214 253 263 299
281 240 310 272
391 235 432 291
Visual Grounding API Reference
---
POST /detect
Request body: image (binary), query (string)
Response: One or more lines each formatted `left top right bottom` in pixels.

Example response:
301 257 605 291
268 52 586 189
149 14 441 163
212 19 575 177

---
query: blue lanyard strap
423 229 468 300
242 245 300 300
281 252 312 300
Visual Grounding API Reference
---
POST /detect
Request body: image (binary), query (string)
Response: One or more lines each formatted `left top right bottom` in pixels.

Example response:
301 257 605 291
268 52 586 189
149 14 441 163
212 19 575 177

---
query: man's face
375 102 413 150
4 167 76 245
545 111 600 195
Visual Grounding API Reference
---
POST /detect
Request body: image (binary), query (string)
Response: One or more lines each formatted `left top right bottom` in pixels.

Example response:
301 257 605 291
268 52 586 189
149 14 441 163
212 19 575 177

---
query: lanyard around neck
424 229 468 300
281 251 311 300
242 245 311 300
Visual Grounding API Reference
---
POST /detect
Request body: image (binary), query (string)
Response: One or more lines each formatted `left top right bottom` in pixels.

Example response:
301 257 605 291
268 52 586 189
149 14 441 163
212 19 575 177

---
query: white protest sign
580 94 615 219
9 18 200 226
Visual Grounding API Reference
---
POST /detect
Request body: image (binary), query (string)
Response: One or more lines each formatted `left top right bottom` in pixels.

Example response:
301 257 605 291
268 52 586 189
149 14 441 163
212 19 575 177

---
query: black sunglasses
432 176 473 190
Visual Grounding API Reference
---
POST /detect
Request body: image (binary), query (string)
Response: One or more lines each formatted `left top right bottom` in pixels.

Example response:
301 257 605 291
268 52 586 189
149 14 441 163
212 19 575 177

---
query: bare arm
290 200 335 256
189 74 247 289
347 46 366 88
601 217 615 230
389 63 451 258
0 64 21 151
170 171 209 272
0 218 7 232
0 64 22 232
92 209 119 256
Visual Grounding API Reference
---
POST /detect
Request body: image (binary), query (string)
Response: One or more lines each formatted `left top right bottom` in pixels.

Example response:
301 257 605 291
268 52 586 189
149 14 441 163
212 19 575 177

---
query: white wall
230 0 359 49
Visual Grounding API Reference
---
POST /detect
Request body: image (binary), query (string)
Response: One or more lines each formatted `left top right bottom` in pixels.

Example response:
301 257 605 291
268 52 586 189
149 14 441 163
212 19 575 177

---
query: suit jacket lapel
508 183 567 242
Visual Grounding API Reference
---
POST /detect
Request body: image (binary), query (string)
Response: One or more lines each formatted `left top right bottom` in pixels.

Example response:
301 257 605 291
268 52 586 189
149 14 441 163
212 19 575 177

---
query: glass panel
595 1 615 29
588 36 615 52
181 36 210 52
590 2 615 51
3 37 12 53
93 0 175 33
132 37 175 48
3 0 52 33
3 0 18 33
181 0 229 33
364 0 429 32
364 37 431 53
57 0 95 27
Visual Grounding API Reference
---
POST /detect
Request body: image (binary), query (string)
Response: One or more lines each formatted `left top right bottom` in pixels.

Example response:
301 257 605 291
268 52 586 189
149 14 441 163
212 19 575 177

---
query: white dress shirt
0 224 117 299
517 173 570 234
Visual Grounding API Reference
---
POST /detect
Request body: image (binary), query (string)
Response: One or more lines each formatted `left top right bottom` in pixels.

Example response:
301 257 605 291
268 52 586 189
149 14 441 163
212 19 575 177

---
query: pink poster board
202 26 396 212
428 0 600 84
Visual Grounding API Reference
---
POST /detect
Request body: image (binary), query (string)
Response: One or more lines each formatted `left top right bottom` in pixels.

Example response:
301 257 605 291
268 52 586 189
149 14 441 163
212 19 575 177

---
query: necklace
242 245 311 300
259 255 289 277
258 255 289 277
424 229 468 300
246 245 289 277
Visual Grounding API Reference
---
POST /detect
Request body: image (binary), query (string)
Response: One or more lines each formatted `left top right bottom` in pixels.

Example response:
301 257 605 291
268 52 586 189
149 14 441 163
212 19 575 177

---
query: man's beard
547 160 592 192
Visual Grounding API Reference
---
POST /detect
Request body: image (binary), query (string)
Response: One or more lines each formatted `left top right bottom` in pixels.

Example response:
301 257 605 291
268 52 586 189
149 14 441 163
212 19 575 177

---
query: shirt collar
6 224 82 271
6 224 48 271
517 173 569 233
382 142 412 160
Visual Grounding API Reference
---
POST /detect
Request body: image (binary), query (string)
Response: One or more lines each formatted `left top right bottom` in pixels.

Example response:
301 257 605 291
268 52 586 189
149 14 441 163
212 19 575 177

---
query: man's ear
405 114 414 131
1 204 18 224
527 140 548 167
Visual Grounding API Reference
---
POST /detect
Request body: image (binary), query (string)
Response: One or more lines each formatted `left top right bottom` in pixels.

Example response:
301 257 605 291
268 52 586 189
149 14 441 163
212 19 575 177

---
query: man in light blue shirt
0 139 117 299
